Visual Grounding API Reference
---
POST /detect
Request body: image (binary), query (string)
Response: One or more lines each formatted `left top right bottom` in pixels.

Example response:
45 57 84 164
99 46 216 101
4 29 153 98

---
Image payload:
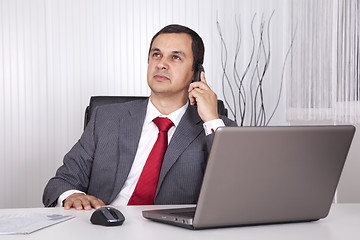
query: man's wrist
203 119 225 136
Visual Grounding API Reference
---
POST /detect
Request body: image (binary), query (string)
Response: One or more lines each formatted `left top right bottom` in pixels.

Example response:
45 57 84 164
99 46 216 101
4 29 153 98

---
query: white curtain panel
287 0 360 123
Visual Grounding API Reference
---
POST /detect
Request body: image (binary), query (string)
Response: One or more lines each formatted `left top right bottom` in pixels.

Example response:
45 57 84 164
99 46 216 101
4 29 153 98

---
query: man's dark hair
148 24 205 71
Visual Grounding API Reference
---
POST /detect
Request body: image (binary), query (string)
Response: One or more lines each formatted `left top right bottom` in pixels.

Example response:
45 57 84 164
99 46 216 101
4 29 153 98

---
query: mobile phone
193 64 204 82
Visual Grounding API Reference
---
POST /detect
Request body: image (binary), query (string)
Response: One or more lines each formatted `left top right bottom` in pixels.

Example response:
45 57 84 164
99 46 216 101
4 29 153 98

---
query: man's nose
157 57 169 70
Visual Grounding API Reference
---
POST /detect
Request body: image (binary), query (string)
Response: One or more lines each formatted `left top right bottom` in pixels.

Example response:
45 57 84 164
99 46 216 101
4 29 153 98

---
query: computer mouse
90 206 125 226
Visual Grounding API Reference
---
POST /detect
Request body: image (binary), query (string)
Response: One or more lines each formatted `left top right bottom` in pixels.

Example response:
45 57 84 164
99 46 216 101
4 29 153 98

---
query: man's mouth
154 73 170 81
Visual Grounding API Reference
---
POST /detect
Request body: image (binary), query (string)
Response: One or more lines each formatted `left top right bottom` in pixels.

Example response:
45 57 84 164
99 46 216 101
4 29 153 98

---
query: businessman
43 24 237 210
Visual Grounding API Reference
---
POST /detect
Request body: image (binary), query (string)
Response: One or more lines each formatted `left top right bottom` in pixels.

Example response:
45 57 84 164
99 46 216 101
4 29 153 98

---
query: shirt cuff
57 190 85 207
203 119 225 136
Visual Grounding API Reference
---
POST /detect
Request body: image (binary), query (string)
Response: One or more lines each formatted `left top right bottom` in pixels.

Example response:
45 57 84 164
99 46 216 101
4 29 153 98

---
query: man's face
147 33 194 99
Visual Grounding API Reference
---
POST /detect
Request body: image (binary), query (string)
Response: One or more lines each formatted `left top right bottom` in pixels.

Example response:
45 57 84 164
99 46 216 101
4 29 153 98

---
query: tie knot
153 117 174 132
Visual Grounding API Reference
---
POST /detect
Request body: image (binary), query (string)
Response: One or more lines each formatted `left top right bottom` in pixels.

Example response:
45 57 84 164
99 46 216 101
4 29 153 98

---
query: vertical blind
288 0 360 123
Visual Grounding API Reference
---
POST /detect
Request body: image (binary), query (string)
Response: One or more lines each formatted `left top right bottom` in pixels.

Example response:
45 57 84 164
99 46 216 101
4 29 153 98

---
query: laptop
142 125 356 229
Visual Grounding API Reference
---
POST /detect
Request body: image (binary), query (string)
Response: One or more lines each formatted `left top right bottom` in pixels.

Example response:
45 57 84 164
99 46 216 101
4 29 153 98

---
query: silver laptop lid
194 125 355 228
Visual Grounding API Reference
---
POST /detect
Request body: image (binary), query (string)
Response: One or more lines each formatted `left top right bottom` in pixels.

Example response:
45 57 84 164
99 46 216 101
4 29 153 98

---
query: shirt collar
144 99 189 127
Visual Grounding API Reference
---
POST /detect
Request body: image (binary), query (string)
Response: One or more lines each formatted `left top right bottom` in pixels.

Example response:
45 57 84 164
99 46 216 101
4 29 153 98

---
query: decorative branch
217 11 296 126
217 19 237 123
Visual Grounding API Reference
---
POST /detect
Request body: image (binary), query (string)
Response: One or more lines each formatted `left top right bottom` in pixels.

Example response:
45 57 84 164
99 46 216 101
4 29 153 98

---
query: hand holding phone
188 64 219 122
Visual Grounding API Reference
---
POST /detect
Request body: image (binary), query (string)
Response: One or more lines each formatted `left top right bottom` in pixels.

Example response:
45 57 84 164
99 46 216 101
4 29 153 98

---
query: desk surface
1 204 359 240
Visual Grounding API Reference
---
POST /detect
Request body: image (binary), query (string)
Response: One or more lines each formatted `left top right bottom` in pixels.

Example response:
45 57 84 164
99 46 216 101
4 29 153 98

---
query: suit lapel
109 98 148 202
156 105 203 196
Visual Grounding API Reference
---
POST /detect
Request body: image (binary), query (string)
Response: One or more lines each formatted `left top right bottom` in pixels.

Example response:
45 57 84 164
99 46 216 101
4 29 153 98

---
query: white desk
0 204 359 240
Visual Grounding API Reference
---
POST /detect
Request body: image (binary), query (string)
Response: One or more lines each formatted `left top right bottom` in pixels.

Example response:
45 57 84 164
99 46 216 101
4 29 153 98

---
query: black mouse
90 206 125 226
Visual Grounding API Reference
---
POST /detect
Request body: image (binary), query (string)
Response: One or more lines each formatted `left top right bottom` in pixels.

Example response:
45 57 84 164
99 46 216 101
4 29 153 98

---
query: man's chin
150 89 172 96
149 83 171 93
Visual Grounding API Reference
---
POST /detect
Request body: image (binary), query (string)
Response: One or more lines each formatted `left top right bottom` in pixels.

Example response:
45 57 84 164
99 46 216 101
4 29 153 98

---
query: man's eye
172 55 181 60
153 52 161 58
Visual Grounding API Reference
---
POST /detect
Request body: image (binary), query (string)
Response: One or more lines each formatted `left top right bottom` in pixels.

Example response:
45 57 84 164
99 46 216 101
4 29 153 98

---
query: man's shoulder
89 98 149 127
95 98 148 114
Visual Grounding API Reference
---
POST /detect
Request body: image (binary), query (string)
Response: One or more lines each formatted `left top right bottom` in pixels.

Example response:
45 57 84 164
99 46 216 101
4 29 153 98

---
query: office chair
84 96 228 130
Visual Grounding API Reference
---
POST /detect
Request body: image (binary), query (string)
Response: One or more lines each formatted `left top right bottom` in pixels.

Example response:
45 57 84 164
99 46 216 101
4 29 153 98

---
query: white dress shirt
56 100 225 207
111 100 188 205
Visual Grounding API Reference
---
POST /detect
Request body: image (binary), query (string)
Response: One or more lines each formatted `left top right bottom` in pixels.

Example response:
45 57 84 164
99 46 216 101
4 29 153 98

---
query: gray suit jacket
43 98 236 207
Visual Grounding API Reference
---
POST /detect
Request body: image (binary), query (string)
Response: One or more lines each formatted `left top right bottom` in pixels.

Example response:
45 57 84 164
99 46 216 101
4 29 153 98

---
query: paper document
0 212 75 235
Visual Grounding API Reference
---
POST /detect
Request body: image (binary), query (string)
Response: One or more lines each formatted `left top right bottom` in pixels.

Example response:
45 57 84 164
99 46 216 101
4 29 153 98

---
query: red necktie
128 117 174 205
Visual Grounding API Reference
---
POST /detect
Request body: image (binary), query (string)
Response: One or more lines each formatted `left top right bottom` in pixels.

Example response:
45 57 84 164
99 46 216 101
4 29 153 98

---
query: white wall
1 0 339 208
337 123 360 203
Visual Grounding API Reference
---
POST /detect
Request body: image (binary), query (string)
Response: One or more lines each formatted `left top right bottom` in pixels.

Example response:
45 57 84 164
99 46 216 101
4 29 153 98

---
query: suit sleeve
42 108 99 207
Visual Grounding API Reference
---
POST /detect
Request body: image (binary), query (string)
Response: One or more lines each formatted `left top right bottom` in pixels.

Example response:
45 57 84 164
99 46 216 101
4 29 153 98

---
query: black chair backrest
84 96 228 129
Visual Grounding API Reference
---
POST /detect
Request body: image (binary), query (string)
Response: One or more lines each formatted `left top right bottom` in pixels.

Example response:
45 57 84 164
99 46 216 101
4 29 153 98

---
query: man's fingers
63 193 105 210
189 81 208 92
81 198 92 210
188 94 195 106
200 71 206 83
98 198 105 205
63 200 73 210
189 72 208 91
91 198 105 209
73 198 86 210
